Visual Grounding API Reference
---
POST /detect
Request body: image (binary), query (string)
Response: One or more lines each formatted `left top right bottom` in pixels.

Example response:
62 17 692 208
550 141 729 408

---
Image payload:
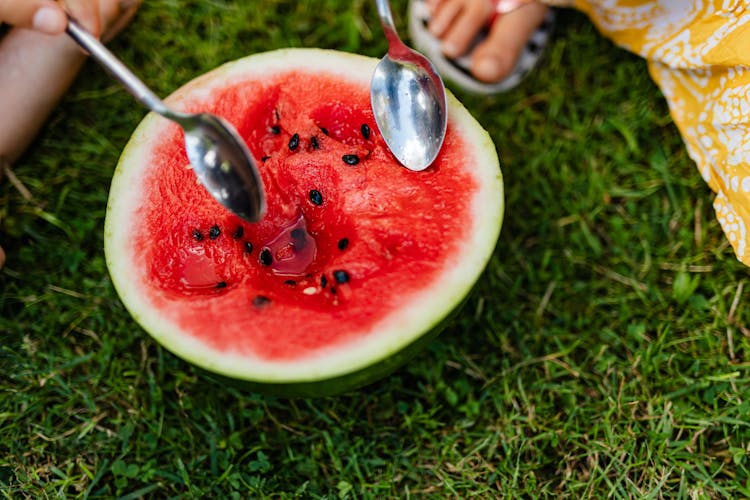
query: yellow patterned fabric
543 0 750 264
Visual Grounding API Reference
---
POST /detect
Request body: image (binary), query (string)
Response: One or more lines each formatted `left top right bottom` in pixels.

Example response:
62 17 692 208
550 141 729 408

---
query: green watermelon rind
104 48 503 394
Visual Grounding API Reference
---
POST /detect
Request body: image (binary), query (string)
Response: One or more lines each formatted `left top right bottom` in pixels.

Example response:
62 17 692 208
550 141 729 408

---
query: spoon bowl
65 17 266 222
178 113 266 222
370 0 447 171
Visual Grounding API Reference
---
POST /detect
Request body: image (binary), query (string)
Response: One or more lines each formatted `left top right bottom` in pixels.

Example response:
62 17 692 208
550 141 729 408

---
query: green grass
2 1 749 497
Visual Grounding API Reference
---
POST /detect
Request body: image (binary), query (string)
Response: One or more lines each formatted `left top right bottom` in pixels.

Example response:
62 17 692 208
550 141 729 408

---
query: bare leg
0 0 140 269
0 29 88 163
0 0 139 163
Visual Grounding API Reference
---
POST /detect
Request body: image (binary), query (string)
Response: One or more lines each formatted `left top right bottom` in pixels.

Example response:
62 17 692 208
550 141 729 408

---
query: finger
62 0 101 36
471 2 549 83
433 0 494 58
0 0 66 34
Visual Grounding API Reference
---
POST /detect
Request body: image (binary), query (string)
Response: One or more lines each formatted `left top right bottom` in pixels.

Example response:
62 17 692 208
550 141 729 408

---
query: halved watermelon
104 48 503 396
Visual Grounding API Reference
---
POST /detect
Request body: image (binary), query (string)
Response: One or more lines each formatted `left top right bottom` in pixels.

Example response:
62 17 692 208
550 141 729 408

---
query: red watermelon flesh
105 49 502 391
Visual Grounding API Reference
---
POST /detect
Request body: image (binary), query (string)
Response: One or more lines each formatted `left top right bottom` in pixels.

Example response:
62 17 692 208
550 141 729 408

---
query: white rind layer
104 48 503 384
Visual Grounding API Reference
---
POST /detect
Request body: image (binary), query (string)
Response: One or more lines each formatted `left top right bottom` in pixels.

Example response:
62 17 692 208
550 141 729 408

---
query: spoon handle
374 0 399 45
65 17 177 121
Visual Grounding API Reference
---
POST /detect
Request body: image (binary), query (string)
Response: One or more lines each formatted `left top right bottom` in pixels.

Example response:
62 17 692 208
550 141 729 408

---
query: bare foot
426 0 550 83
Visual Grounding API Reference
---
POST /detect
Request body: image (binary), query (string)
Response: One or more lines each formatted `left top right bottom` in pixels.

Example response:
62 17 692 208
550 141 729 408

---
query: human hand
0 0 102 36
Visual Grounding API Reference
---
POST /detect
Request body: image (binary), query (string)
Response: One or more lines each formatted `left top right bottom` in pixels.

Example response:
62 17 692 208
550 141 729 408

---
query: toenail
428 21 445 36
441 41 459 58
475 57 502 81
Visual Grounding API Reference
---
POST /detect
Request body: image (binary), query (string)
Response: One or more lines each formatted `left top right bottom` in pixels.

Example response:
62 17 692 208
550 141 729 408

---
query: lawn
2 1 749 497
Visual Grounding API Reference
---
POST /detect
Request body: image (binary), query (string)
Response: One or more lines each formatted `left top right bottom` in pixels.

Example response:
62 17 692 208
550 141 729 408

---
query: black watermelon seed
320 126 329 136
216 281 227 289
289 133 300 151
284 279 297 286
342 154 360 166
232 226 244 239
309 189 323 206
244 241 254 253
261 155 271 162
320 274 328 288
253 295 271 307
330 286 337 295
270 125 281 135
209 225 221 240
311 136 320 150
259 248 272 266
361 123 370 139
337 238 349 251
333 270 350 284
192 229 204 241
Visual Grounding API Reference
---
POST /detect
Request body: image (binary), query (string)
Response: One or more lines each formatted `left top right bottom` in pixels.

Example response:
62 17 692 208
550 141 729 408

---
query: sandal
408 0 554 95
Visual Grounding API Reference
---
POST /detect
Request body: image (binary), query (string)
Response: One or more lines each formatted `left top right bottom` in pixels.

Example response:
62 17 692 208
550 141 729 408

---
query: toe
470 3 549 83
472 52 515 83
429 0 494 58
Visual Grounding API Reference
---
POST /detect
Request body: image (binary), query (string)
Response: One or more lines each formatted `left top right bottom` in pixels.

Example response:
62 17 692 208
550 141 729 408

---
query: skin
425 0 550 83
0 0 139 268
0 0 83 34
0 0 106 164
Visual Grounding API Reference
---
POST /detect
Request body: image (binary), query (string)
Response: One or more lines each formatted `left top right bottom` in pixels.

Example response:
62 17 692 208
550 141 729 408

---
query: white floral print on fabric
541 0 750 264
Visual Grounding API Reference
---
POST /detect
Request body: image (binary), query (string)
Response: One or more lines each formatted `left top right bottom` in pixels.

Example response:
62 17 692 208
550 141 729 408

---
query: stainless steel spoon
370 0 447 171
65 17 266 222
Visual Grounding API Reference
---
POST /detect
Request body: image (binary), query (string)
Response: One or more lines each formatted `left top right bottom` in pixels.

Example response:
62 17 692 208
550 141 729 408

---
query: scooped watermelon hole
261 214 316 276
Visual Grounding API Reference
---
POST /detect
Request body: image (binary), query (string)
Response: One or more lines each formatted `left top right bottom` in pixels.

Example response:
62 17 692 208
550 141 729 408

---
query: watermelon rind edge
104 48 503 395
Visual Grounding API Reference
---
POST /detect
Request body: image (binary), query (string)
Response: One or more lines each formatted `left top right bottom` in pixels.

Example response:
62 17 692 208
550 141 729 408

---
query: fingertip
32 5 67 35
